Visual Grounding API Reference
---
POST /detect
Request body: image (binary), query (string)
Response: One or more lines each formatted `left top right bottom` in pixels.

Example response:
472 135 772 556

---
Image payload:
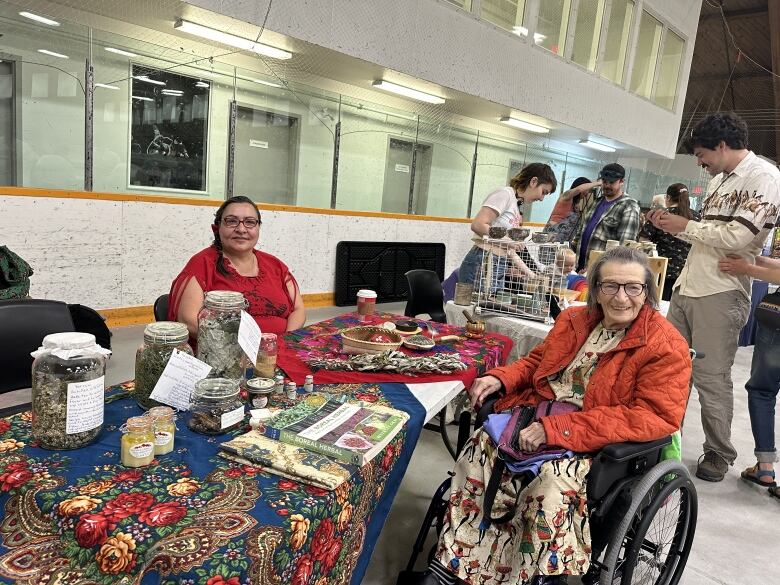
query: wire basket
471 237 571 323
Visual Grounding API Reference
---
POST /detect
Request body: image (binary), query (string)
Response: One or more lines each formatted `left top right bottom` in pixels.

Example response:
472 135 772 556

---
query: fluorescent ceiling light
37 49 68 59
174 19 292 60
512 26 546 43
19 11 60 26
161 89 184 95
105 47 138 57
95 83 120 90
195 81 209 88
252 78 281 88
579 139 616 153
134 75 166 86
500 116 549 134
132 96 154 102
372 80 445 104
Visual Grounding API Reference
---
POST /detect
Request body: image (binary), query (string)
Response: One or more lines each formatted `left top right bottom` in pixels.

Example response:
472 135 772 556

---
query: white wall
185 0 702 158
0 194 479 309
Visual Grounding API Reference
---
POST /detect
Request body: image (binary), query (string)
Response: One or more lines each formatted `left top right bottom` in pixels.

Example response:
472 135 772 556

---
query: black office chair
153 294 170 321
404 270 446 323
0 299 76 396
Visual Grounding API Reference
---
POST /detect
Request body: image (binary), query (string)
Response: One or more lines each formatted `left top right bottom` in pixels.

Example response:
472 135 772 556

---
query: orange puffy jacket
488 304 691 453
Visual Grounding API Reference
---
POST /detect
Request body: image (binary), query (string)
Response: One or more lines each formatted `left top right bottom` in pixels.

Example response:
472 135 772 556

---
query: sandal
740 464 776 488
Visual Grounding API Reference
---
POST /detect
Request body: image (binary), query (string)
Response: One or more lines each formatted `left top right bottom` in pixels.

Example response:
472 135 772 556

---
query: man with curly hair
647 112 780 482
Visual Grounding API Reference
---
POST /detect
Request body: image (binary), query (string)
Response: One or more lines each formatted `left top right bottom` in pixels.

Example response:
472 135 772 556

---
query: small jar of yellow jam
120 416 155 468
147 406 176 456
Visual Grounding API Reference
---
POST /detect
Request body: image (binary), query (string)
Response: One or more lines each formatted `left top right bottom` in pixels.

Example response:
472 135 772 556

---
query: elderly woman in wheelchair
411 247 693 585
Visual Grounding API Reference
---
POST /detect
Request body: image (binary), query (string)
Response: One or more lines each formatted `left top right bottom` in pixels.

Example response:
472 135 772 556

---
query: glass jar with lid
186 378 245 435
147 405 176 455
120 416 155 468
134 321 192 409
197 290 247 381
31 332 111 450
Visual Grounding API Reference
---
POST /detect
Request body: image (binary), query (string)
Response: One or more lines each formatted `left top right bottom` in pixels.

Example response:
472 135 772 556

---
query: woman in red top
168 196 306 342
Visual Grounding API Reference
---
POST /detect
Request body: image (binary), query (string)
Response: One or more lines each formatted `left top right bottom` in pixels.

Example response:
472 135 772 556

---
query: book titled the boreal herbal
261 393 409 466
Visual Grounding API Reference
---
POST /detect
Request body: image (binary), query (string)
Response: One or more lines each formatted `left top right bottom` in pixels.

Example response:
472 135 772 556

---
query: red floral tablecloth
277 312 513 386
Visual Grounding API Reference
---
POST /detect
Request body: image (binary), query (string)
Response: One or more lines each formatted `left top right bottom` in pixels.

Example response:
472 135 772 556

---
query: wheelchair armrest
598 436 672 463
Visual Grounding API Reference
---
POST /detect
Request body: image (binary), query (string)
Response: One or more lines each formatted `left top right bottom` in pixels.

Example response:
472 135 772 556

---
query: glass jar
246 377 275 408
134 322 192 409
147 406 176 455
255 333 278 378
187 378 245 435
120 416 155 468
197 290 247 381
31 332 109 450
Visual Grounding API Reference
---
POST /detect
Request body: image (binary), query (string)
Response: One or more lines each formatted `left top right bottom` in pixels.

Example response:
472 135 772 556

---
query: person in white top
647 112 780 483
458 162 557 294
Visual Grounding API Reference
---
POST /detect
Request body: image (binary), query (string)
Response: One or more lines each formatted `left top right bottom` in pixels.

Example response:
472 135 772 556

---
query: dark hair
586 247 659 315
666 183 693 219
685 112 748 151
213 195 262 277
509 162 558 194
571 193 583 209
570 176 591 189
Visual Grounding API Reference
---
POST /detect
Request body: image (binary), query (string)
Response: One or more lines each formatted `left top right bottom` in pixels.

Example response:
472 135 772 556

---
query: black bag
68 304 112 350
755 291 780 331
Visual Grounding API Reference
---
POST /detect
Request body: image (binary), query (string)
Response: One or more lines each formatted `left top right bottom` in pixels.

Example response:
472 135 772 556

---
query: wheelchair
399 398 698 585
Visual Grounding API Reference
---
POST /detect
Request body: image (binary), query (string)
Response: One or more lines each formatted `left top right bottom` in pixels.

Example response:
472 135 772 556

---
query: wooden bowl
508 228 530 241
341 326 403 354
488 226 507 239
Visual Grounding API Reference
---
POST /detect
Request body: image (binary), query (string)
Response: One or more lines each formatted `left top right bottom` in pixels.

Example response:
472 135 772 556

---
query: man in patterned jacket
572 163 641 270
647 112 780 482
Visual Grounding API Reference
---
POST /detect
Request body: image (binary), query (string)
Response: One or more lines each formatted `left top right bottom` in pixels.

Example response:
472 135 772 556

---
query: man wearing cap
572 163 641 270
647 112 780 483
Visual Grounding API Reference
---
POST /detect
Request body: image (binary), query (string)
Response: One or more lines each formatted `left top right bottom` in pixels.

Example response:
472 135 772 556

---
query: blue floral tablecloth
0 380 425 585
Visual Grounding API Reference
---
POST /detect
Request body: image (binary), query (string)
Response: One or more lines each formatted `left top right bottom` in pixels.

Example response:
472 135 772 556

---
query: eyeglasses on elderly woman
597 282 647 296
222 216 261 229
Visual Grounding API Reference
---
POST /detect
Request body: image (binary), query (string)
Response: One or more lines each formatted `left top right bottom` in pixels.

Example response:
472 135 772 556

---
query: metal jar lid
143 321 189 345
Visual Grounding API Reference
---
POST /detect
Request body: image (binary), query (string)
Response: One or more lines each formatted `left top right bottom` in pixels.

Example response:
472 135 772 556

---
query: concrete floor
5 302 777 584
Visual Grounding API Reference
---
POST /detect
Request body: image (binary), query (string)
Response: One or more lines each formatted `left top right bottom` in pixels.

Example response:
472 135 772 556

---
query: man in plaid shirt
572 163 641 270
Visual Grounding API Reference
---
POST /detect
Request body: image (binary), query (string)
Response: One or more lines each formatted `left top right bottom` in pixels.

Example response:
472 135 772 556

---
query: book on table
260 393 409 466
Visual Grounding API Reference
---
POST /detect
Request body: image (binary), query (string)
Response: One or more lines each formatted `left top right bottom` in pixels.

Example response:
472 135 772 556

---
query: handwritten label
149 349 212 411
238 311 262 362
66 376 105 434
395 164 410 173
221 405 245 429
249 139 269 149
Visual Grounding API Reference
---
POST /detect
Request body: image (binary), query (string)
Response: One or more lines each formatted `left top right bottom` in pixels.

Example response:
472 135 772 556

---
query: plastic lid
42 332 96 350
144 321 189 345
357 289 377 299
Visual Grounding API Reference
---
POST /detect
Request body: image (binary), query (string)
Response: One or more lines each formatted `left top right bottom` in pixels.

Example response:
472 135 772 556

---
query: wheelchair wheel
599 460 697 585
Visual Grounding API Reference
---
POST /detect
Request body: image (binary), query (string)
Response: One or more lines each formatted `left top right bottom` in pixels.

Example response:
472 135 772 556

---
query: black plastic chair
0 299 76 394
153 294 170 321
404 270 446 323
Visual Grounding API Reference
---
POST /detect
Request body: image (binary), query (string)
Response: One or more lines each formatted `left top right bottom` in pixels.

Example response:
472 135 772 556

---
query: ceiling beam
769 0 780 162
700 6 768 22
690 70 771 82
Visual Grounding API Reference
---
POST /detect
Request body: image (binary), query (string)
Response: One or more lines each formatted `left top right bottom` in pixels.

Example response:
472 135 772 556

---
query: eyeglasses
597 282 647 297
222 216 261 229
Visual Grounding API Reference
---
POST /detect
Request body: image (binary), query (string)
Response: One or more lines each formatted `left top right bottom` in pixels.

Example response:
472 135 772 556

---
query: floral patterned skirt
436 429 592 584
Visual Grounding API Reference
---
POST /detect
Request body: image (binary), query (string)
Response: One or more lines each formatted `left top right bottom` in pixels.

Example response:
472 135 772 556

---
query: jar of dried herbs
31 332 111 450
134 322 192 409
197 291 247 381
186 378 244 435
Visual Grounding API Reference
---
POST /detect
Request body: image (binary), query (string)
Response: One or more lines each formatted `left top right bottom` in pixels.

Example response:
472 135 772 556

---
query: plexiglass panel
536 0 571 56
600 0 634 84
654 30 684 110
571 0 606 71
630 10 663 99
481 0 528 36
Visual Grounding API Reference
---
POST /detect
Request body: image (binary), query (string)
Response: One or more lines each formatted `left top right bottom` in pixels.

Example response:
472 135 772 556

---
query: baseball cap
598 163 625 181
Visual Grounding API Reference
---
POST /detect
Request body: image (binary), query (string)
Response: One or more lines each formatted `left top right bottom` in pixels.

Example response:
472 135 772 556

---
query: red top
548 197 573 224
168 246 299 338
